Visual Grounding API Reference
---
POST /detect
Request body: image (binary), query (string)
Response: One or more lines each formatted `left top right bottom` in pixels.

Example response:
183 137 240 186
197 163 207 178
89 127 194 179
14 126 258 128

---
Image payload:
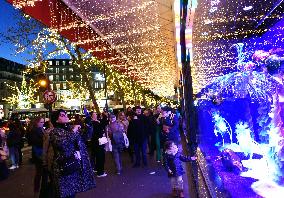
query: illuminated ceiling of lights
8 0 178 97
60 0 178 96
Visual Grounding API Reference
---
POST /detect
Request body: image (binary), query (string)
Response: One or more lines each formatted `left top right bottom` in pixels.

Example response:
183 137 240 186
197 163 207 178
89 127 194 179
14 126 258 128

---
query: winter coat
91 120 105 149
127 115 148 144
43 127 95 197
163 152 192 177
6 129 21 148
144 115 155 136
30 127 44 161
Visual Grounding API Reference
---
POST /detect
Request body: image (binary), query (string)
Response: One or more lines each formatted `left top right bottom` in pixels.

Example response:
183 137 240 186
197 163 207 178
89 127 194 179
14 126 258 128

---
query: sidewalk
0 148 191 198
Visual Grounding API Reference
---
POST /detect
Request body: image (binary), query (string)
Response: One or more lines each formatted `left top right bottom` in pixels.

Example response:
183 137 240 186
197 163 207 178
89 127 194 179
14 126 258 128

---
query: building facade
45 59 105 110
0 57 26 119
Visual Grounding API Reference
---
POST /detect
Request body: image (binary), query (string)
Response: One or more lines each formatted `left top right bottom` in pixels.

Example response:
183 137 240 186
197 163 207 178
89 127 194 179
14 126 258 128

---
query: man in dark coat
128 106 148 167
90 112 107 177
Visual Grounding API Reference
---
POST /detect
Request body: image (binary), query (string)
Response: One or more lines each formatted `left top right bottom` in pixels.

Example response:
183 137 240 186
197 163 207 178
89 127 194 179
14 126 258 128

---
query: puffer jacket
163 152 192 177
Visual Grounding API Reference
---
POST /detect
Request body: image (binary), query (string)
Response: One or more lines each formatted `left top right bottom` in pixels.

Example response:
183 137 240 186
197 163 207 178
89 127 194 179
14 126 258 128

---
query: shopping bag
0 149 7 161
98 137 108 145
123 133 129 148
105 138 112 152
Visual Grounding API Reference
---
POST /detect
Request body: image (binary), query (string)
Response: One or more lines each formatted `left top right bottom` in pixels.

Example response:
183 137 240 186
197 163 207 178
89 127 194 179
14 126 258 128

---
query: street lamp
39 79 48 88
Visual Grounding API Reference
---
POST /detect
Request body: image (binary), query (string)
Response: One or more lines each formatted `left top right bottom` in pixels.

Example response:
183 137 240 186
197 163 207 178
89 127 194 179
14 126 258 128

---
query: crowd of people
0 105 195 198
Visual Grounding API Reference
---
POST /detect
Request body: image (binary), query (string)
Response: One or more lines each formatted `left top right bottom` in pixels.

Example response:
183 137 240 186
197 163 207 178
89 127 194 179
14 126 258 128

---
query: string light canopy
7 0 179 97
192 0 284 94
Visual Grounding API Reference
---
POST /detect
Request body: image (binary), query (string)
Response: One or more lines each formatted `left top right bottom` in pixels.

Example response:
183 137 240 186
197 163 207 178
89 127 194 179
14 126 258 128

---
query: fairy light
10 0 178 98
53 0 178 97
3 73 39 108
12 0 42 9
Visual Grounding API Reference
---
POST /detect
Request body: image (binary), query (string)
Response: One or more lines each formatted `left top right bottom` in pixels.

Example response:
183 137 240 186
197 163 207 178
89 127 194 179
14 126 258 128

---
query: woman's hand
72 125 81 133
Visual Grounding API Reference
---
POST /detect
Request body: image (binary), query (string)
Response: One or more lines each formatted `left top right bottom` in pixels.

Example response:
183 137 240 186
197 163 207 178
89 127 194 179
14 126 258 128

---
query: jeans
134 140 148 166
112 145 123 172
9 147 19 166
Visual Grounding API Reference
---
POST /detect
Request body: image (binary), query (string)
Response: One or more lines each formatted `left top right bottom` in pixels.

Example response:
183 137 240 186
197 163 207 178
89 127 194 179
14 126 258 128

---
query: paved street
0 148 190 198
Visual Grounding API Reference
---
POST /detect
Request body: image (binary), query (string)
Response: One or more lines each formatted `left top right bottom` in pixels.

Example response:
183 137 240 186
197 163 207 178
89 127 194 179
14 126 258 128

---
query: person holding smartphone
43 109 95 198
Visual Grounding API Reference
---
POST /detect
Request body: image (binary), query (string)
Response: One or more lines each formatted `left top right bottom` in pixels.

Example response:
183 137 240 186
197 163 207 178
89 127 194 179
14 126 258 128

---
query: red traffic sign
43 90 57 104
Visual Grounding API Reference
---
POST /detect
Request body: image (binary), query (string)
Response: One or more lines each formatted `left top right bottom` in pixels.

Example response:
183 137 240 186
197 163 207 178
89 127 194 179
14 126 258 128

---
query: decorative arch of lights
7 0 179 97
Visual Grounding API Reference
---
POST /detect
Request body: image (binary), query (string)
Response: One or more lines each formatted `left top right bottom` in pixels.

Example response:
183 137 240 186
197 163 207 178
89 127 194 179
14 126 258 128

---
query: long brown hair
30 116 44 129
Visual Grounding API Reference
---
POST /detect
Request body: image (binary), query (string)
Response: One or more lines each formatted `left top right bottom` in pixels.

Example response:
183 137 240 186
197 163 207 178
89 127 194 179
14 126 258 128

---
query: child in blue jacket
163 141 196 198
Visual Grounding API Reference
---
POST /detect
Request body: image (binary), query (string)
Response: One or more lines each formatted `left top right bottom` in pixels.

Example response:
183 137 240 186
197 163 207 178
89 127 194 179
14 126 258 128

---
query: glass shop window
192 2 284 198
49 75 53 81
62 83 67 90
56 84 60 90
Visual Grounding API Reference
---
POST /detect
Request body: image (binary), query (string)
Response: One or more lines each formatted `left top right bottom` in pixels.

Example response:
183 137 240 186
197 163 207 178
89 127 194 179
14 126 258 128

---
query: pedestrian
160 106 181 146
163 141 196 198
118 112 129 132
125 106 133 121
14 118 25 166
107 114 125 175
40 119 54 197
0 127 9 181
90 111 107 177
154 105 162 162
43 109 95 198
125 110 135 163
143 109 155 156
29 116 46 198
6 121 21 170
128 106 148 167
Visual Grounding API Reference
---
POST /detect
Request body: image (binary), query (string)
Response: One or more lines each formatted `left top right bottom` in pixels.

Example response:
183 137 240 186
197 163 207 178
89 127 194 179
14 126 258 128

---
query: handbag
0 149 7 161
123 133 129 148
56 153 81 176
98 137 108 145
54 139 81 176
105 138 112 152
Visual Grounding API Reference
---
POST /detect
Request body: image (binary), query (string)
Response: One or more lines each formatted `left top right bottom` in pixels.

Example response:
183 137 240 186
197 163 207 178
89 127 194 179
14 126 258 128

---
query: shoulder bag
54 137 82 176
0 148 7 161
